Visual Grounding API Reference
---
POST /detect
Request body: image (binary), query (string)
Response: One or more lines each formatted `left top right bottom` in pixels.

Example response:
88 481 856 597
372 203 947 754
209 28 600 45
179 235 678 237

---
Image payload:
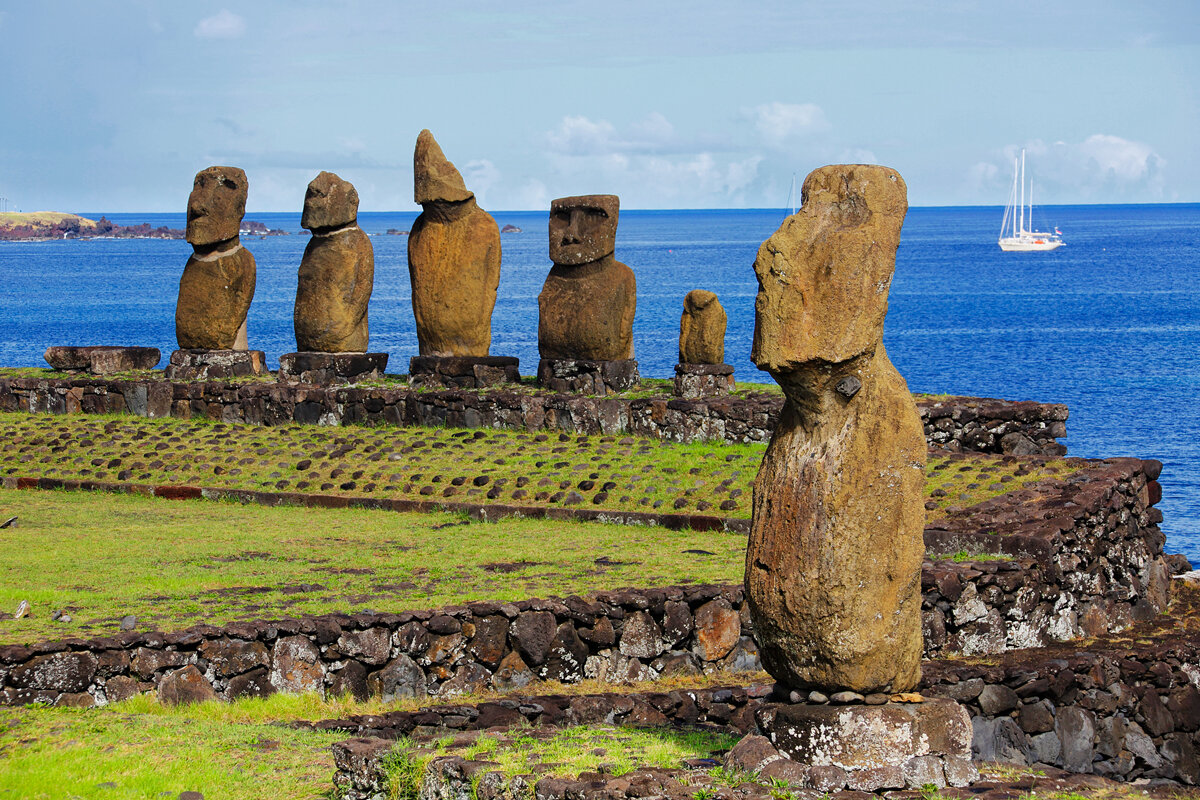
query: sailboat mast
1019 150 1026 234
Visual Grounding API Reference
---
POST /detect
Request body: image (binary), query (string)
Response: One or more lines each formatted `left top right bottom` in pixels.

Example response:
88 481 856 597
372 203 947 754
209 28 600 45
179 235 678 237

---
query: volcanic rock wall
0 375 1067 453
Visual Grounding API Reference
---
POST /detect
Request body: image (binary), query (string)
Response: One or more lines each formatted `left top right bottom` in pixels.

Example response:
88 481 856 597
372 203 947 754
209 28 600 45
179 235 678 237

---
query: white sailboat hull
999 235 1063 252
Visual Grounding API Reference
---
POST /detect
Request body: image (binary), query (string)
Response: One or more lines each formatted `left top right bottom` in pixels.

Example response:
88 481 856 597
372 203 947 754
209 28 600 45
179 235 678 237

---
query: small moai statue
168 166 264 380
406 130 517 388
294 171 374 352
674 290 733 398
537 194 638 393
746 165 926 695
278 171 387 385
175 166 256 351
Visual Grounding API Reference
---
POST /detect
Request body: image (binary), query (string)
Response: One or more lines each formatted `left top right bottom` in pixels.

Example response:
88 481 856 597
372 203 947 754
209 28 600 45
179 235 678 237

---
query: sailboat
999 150 1063 251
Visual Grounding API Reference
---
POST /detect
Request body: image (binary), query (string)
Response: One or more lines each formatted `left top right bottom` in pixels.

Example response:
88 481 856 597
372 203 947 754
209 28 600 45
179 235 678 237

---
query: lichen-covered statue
294 171 374 352
175 166 255 350
745 164 926 694
407 129 501 357
538 194 636 361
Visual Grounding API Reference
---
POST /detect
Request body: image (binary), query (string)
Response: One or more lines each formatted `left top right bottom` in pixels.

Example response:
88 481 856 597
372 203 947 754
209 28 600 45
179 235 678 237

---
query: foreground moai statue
746 165 926 694
294 171 374 352
674 290 733 398
408 130 502 357
537 195 638 392
175 166 256 351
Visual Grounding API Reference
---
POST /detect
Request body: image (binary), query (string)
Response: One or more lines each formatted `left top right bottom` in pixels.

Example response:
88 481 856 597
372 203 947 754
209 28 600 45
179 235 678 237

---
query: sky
1 1 1196 212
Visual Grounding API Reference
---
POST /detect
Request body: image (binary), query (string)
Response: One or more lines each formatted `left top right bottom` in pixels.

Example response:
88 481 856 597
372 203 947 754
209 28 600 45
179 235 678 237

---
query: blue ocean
1 205 1198 565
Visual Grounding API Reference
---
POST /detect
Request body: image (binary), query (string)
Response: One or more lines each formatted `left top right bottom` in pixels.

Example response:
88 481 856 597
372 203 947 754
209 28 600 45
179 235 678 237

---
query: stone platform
164 349 265 381
44 346 161 375
673 363 734 398
408 355 520 389
277 352 388 385
752 697 977 791
537 358 639 395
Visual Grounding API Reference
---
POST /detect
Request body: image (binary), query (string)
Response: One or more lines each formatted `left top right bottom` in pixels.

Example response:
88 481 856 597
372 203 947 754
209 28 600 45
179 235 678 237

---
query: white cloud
1074 134 1162 182
545 116 620 156
974 135 1166 202
463 158 501 207
746 102 829 146
195 10 246 40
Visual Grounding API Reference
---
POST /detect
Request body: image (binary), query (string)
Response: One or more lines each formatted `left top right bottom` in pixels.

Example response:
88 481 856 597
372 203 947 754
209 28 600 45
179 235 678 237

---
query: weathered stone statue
679 290 726 364
294 171 373 352
175 166 255 350
408 129 501 357
535 195 638 393
746 164 926 694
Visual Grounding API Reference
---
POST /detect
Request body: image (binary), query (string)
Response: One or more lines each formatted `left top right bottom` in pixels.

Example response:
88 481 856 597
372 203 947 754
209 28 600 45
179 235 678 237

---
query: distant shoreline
0 212 287 242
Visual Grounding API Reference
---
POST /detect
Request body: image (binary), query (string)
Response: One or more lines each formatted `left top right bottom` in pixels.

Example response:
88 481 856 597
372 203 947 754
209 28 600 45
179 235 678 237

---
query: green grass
0 487 747 645
0 701 344 799
0 413 1078 527
381 724 738 789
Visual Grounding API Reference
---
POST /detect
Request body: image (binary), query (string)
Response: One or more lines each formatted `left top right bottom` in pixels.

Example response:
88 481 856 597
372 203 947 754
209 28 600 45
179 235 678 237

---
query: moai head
185 166 248 246
751 164 907 377
413 129 474 206
549 195 619 266
302 171 359 232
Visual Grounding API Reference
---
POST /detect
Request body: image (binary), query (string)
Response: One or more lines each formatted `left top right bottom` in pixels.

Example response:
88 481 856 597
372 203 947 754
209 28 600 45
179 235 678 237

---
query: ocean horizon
2 203 1198 565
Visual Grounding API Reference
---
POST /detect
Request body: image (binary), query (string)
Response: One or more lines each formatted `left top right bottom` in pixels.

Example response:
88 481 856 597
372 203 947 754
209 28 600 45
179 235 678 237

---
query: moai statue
746 165 926 694
408 129 501 358
175 166 256 351
674 289 732 398
679 290 726 364
294 171 374 352
537 195 638 393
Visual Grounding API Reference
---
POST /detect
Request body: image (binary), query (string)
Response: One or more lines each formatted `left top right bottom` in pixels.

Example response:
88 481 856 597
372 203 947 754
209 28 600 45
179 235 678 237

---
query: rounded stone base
537 358 639 395
673 363 734 399
165 349 266 381
278 352 388 385
408 356 520 389
751 697 978 791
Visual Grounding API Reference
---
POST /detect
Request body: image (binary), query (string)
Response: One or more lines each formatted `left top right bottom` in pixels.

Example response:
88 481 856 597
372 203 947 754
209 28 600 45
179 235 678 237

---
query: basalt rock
408 130 501 357
679 290 726 364
175 166 256 350
538 195 636 362
294 171 374 352
745 164 925 694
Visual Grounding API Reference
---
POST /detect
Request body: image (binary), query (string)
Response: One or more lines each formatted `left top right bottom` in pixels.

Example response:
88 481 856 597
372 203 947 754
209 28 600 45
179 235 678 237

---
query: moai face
186 166 248 246
302 171 359 232
549 195 619 266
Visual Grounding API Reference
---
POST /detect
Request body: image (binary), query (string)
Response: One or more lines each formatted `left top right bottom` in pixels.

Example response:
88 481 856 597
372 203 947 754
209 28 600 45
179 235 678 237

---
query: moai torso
745 165 926 694
537 194 636 361
407 129 501 357
679 289 726 364
176 166 255 350
294 171 374 352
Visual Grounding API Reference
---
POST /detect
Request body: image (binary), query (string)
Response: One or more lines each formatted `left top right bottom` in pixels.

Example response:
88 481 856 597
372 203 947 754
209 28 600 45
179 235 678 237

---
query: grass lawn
0 412 1075 525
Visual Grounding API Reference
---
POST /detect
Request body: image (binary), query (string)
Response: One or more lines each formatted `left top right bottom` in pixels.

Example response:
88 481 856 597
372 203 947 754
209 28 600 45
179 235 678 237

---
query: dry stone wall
0 375 1067 452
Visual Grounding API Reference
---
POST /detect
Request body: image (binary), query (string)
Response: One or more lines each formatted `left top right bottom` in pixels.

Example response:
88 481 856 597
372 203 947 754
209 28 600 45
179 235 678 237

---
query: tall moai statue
746 165 926 694
537 194 638 393
168 166 264 380
674 289 733 398
406 130 516 388
278 171 387 384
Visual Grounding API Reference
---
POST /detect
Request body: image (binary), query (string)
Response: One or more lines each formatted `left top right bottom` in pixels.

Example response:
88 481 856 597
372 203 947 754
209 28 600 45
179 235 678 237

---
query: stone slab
537 358 639 395
278 352 388 385
44 346 161 374
673 362 734 399
408 356 519 389
759 698 975 785
164 349 265 381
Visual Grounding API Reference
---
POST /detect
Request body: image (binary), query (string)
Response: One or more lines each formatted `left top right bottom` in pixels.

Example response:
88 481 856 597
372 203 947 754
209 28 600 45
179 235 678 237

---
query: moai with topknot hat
745 166 975 789
406 130 518 388
536 194 638 394
674 289 733 398
278 170 388 384
168 166 265 380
